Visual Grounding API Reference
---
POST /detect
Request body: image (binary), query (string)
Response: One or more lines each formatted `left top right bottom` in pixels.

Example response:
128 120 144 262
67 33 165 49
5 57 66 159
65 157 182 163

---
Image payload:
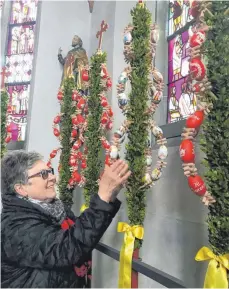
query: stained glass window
168 0 193 36
167 1 197 123
4 0 38 142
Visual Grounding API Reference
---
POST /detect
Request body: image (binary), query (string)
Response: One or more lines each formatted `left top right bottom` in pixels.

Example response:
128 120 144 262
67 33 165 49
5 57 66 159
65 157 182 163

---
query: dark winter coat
1 193 121 288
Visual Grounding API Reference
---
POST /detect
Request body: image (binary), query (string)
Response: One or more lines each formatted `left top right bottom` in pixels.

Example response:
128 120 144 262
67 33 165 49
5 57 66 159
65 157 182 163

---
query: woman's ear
14 184 27 197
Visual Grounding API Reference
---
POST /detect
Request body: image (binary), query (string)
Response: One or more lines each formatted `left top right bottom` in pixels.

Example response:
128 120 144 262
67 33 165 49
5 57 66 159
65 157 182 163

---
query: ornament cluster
180 1 215 206
109 20 168 187
48 64 113 189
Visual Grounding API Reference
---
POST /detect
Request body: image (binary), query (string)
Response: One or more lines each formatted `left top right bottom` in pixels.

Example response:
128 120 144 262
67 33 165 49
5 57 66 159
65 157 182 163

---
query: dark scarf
17 195 66 222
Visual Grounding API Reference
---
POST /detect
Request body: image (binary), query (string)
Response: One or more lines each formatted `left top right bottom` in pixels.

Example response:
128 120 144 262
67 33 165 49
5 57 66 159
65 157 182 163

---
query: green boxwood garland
1 89 9 158
58 77 76 206
83 52 106 206
125 3 152 248
201 1 229 257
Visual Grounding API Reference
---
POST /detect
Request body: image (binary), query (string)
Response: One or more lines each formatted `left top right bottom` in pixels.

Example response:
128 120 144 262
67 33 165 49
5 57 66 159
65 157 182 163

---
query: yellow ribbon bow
80 204 89 213
117 222 144 288
195 246 229 288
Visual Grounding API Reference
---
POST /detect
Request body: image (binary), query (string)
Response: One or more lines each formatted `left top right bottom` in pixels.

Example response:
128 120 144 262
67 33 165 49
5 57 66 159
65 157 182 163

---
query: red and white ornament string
180 1 215 206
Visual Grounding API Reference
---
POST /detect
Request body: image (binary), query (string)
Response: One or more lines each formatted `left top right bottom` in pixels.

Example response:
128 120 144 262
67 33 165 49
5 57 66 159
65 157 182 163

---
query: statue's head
72 35 83 47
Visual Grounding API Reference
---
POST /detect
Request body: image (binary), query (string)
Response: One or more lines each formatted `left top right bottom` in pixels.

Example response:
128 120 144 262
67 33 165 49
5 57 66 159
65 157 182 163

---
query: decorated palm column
179 1 229 287
1 66 12 158
83 20 113 208
111 1 168 288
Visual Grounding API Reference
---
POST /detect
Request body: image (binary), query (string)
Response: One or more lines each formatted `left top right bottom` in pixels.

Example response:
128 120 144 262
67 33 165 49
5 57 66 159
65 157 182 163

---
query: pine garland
1 89 9 158
83 52 106 206
201 1 229 256
58 77 76 206
125 3 151 248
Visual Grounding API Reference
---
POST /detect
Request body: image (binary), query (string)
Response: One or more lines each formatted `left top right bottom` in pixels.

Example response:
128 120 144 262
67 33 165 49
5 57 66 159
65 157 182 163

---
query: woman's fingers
120 170 131 183
118 163 129 178
110 159 123 172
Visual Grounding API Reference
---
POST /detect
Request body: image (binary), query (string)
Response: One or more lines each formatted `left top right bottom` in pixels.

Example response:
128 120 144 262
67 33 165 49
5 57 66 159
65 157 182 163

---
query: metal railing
96 243 186 288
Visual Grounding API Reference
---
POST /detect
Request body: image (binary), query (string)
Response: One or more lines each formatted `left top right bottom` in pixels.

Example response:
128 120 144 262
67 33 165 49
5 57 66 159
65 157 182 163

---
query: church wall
26 1 91 173
91 1 208 288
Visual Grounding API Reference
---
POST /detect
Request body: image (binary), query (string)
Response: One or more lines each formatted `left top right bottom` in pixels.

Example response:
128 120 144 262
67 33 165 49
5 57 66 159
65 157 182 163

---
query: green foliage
83 52 107 206
125 3 152 248
1 89 9 158
201 1 229 256
58 77 76 206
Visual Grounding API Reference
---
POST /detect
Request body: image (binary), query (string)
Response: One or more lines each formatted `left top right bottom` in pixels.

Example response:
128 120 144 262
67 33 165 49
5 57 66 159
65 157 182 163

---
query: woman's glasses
28 168 54 180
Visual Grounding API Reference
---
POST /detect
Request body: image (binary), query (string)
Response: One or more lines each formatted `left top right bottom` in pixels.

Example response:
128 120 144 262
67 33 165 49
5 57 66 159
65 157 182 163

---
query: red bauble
192 83 201 93
77 98 86 109
102 140 110 150
57 91 63 101
54 115 61 124
190 58 206 81
81 161 87 169
7 106 12 113
50 149 58 159
53 128 60 137
77 114 85 124
73 140 82 150
106 121 113 130
101 96 108 107
186 110 204 128
5 135 11 143
72 117 78 125
6 126 11 133
77 151 83 159
179 139 195 163
190 1 200 18
82 70 89 81
101 112 109 124
72 91 80 101
190 31 206 48
71 129 78 138
188 175 207 196
69 157 77 167
106 78 112 88
47 161 52 168
68 178 75 186
107 107 113 117
72 171 81 182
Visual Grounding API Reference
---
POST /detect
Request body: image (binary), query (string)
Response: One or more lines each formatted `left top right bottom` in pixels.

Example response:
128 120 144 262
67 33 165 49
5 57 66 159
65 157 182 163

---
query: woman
1 150 131 288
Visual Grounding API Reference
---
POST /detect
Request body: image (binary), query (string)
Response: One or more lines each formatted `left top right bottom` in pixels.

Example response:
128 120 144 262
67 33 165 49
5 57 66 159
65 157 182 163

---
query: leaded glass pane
7 84 30 116
10 0 38 24
7 114 27 141
8 25 35 55
5 54 33 83
168 0 193 36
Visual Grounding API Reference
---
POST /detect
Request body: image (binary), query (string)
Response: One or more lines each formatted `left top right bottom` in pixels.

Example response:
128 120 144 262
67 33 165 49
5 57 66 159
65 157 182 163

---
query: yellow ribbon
117 222 144 288
195 246 229 288
80 204 88 213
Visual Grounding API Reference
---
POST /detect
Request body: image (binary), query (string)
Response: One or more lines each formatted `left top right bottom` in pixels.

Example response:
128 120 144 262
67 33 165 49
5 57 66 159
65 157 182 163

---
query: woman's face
16 160 57 201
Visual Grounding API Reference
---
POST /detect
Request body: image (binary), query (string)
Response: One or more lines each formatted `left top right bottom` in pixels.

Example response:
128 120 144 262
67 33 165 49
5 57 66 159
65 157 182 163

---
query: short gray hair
1 150 43 196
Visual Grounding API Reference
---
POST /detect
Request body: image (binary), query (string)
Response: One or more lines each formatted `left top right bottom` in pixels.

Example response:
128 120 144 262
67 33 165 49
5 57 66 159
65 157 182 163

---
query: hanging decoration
114 1 168 288
180 1 229 288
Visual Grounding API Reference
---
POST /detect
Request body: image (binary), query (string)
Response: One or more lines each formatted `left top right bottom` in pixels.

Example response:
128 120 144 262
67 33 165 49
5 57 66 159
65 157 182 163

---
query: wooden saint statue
58 35 89 90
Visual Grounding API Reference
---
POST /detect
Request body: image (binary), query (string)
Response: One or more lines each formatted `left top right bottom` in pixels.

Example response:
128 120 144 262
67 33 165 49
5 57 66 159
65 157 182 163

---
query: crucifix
96 20 108 52
1 67 11 89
